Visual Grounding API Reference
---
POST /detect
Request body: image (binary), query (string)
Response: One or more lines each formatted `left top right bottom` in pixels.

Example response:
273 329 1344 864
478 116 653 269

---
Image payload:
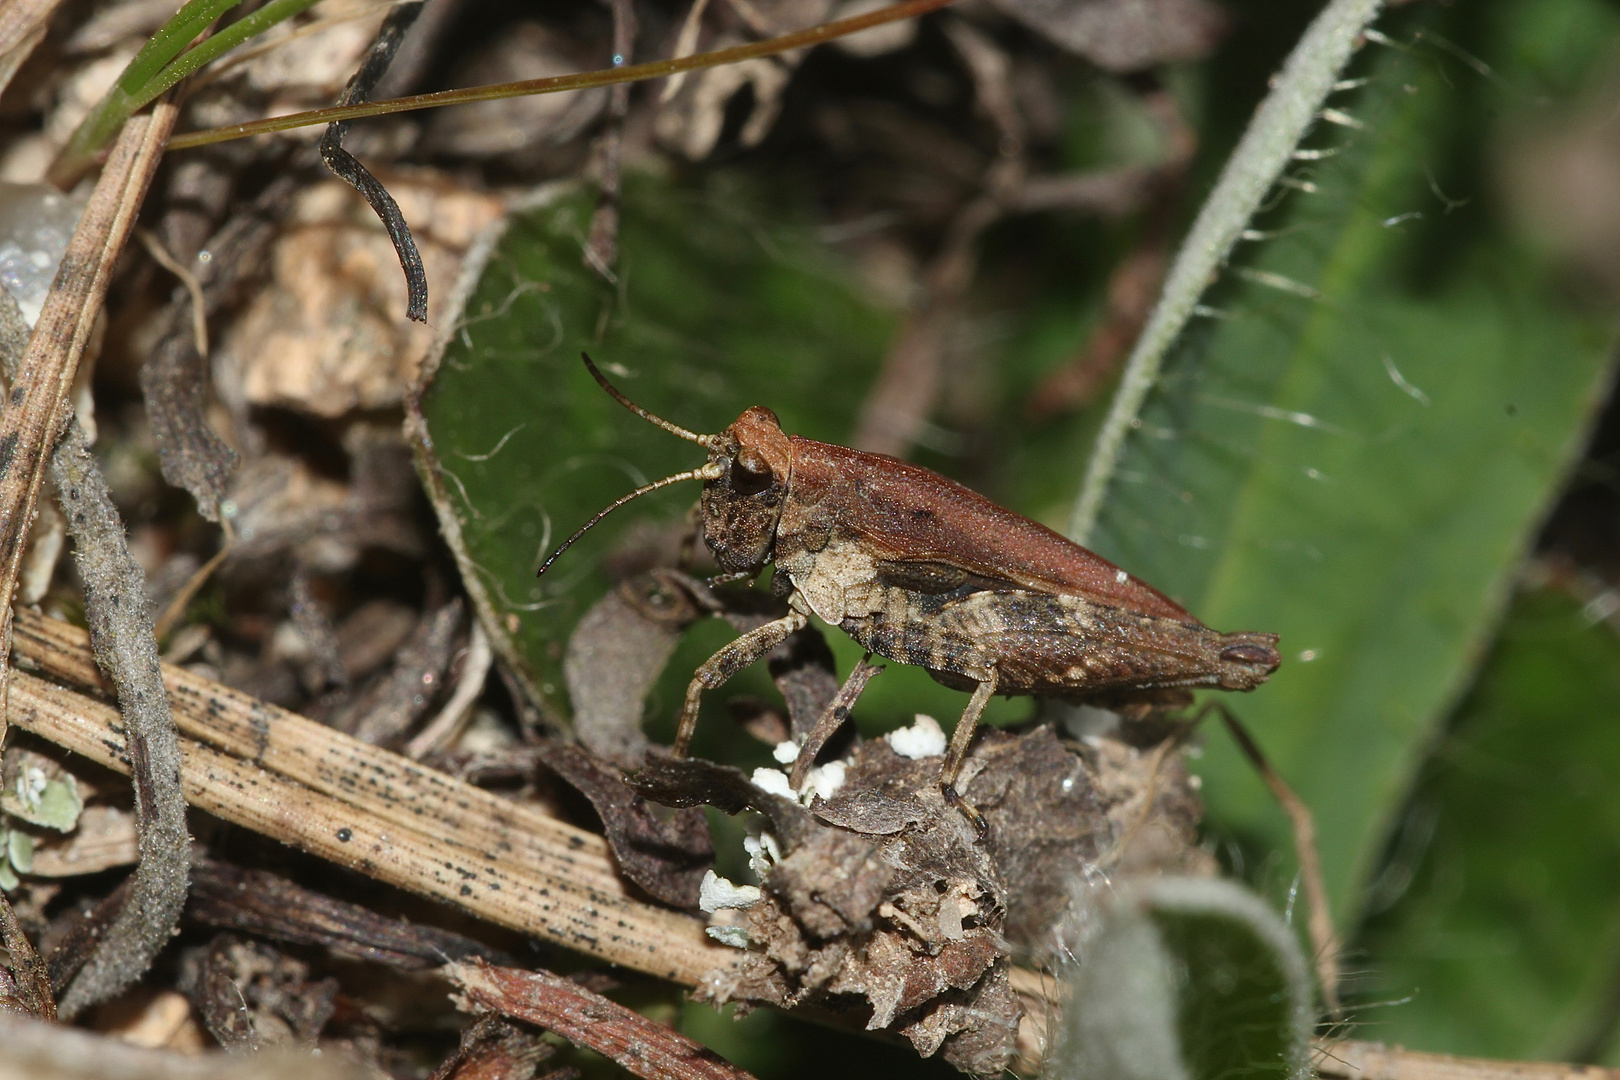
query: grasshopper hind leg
939 667 998 841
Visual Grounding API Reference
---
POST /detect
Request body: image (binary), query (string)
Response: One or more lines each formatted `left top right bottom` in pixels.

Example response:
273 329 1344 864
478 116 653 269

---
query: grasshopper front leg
939 667 998 840
674 609 809 756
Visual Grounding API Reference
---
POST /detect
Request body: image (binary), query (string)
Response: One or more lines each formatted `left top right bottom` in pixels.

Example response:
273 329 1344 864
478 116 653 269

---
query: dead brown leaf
537 742 714 910
985 0 1225 71
213 179 503 419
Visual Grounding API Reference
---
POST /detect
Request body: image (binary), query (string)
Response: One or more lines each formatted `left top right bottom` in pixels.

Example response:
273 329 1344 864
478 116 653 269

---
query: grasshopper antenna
581 353 720 447
537 463 724 577
539 354 725 577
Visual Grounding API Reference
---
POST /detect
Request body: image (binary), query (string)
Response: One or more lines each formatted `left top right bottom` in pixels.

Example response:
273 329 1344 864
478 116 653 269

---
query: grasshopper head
538 357 799 580
701 406 793 574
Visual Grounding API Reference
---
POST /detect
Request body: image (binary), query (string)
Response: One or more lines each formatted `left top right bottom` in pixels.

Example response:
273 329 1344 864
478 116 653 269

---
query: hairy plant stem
1068 0 1385 543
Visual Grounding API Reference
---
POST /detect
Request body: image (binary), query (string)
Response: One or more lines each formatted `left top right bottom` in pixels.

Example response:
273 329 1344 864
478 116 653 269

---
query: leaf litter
5 1 1591 1079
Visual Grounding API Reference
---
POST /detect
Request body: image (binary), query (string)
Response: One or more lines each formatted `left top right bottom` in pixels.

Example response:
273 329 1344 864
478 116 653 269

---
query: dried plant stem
1314 1039 1620 1080
0 106 190 1017
133 228 208 356
151 525 232 641
0 107 187 1020
584 0 637 277
1068 0 1384 542
50 419 193 1018
0 107 174 736
320 1 429 322
404 618 493 760
8 609 732 984
450 961 760 1080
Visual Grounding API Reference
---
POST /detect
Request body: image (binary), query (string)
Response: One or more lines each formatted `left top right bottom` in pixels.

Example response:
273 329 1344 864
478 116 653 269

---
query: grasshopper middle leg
939 666 998 840
675 609 808 756
789 654 883 793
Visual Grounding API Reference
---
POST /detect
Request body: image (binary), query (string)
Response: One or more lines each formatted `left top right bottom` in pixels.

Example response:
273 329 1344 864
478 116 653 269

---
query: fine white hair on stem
1068 0 1386 543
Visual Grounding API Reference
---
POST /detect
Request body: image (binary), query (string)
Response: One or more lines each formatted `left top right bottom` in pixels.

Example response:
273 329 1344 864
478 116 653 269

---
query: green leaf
417 175 1041 746
1082 2 1619 915
1 751 84 832
5 829 32 876
416 176 883 724
1354 586 1620 1062
1054 877 1311 1080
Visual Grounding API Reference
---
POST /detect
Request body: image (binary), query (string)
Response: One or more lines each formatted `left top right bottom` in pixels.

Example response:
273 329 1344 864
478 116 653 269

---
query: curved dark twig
320 1 428 322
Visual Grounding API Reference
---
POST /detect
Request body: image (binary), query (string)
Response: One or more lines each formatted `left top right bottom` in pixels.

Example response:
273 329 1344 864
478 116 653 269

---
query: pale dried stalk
0 1012 369 1080
0 105 174 743
0 0 59 96
1314 1040 1620 1080
8 609 732 984
1219 708 1340 1014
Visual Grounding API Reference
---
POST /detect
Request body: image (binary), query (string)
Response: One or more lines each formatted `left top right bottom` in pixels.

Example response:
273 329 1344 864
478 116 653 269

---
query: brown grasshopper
542 354 1280 831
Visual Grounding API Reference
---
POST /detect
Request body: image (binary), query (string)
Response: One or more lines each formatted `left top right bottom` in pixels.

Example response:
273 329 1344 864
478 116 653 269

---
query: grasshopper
542 355 1280 831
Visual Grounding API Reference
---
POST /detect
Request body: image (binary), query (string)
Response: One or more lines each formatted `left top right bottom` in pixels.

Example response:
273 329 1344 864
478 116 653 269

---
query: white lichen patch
754 762 846 805
799 760 847 803
699 869 762 913
750 767 796 800
744 832 781 879
887 714 946 760
705 923 752 949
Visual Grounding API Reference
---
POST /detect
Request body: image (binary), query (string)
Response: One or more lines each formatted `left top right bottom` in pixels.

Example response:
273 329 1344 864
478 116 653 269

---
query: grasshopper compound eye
731 447 775 494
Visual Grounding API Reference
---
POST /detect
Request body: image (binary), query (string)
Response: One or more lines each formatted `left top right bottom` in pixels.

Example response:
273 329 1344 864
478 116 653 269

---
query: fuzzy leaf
2 751 84 832
1056 877 1311 1080
1081 2 1620 914
6 830 33 876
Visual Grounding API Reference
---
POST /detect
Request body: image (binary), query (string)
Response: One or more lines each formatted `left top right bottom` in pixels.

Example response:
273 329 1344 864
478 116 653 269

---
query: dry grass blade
449 960 760 1080
163 0 958 149
8 609 733 984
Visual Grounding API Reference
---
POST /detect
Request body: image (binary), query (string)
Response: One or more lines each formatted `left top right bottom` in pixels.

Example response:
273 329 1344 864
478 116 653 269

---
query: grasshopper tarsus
942 784 989 843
